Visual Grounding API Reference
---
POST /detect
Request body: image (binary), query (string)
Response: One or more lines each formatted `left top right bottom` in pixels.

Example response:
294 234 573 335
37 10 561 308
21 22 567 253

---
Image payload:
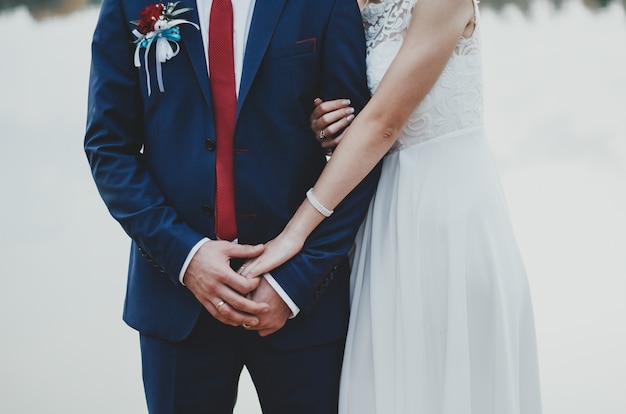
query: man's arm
85 0 201 283
84 0 267 327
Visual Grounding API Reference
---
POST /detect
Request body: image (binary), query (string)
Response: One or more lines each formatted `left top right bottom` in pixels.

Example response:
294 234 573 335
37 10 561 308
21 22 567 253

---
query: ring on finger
318 129 327 141
215 300 226 311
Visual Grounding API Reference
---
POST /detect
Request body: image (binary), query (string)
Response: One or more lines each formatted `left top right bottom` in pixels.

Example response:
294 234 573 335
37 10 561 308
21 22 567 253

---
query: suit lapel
179 0 212 107
176 0 287 115
237 0 287 118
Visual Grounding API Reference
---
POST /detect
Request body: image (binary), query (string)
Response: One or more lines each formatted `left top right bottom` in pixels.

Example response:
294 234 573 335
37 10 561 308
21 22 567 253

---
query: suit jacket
85 0 380 350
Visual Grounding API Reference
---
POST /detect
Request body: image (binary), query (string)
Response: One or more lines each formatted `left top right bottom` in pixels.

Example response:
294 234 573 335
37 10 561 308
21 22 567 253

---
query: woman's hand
238 232 305 279
310 98 355 153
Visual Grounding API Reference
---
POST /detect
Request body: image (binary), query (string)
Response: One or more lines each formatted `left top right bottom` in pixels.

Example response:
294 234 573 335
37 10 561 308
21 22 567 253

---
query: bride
241 0 543 412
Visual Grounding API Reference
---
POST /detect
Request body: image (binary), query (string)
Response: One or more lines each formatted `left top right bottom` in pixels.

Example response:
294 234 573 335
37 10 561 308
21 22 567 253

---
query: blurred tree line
0 0 100 19
485 0 624 12
1 0 623 23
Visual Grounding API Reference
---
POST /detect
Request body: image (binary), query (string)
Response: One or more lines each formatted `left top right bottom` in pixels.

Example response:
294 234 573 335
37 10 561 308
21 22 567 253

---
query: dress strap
471 0 480 23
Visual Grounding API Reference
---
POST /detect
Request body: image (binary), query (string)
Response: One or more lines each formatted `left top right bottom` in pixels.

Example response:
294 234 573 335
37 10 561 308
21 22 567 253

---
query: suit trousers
140 309 346 414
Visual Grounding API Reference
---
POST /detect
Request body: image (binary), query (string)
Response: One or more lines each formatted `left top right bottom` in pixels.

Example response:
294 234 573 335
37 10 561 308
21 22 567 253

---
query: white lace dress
338 1 543 413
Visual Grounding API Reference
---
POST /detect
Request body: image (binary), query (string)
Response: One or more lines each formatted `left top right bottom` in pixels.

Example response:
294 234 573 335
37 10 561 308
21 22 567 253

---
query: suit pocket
264 37 317 62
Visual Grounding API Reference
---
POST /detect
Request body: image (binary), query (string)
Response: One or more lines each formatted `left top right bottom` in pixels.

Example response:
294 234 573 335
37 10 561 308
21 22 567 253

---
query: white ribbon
133 19 199 95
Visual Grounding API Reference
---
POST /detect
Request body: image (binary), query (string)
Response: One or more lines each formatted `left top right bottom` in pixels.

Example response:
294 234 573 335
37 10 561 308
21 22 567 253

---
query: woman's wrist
281 199 327 247
306 188 334 217
281 219 309 250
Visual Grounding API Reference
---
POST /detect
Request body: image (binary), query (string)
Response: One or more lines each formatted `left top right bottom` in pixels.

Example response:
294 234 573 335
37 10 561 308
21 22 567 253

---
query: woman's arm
240 0 475 278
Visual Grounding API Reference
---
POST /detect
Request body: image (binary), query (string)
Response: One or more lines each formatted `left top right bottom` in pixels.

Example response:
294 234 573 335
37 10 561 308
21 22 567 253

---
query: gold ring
318 129 327 141
215 300 225 311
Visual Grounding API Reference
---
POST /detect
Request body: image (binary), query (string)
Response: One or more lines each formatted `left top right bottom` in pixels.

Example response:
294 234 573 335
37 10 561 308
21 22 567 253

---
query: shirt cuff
179 237 211 285
264 273 300 319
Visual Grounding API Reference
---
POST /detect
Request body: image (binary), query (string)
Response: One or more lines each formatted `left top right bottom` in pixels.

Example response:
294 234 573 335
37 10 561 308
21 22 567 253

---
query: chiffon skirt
338 128 543 414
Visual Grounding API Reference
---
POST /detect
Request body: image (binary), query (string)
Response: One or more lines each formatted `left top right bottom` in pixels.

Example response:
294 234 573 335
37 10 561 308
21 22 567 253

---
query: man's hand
184 241 269 327
247 277 292 337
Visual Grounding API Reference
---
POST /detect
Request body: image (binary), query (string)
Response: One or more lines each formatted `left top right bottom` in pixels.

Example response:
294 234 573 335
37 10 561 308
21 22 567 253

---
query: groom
85 0 380 412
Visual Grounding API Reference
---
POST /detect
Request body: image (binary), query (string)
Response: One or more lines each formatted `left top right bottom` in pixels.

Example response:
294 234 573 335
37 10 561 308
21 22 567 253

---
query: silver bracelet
306 188 334 217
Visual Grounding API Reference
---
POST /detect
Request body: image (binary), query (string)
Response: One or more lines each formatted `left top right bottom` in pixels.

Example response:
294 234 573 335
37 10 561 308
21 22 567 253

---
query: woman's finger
311 107 354 138
321 112 355 139
321 134 344 151
237 256 269 279
238 236 304 279
310 98 352 123
314 110 355 145
237 259 256 277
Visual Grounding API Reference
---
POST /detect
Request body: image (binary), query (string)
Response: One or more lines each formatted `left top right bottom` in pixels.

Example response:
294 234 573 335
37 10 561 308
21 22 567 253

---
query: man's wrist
263 273 300 318
179 238 211 285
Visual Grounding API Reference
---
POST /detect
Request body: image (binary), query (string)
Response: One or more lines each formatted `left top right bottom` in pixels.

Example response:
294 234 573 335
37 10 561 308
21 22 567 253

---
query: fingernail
346 114 355 122
346 107 355 114
342 99 351 105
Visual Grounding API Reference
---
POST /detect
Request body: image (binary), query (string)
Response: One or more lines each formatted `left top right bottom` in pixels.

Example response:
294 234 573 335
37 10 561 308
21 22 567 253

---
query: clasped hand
183 240 295 336
183 98 352 335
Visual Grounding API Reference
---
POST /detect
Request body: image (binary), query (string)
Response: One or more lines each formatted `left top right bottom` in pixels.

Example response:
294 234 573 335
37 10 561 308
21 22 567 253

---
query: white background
0 1 624 412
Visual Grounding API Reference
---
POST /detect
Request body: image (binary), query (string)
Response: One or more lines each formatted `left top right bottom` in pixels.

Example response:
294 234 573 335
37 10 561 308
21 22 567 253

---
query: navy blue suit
85 0 380 412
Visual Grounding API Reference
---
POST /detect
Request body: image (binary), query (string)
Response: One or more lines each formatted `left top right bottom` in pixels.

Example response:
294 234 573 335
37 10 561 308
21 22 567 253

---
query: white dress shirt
178 0 300 317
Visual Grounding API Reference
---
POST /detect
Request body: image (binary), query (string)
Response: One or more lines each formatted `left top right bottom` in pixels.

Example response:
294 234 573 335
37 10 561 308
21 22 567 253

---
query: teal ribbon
139 27 181 49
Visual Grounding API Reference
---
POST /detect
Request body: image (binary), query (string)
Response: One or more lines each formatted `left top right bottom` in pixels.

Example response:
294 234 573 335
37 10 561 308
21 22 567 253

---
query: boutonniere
131 1 199 95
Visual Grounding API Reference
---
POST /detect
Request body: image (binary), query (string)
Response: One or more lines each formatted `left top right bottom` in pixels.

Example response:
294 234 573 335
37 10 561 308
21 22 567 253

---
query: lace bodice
362 0 484 152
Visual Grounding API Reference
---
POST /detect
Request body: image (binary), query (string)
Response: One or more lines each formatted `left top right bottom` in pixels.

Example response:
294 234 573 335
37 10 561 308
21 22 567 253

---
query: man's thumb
231 243 265 257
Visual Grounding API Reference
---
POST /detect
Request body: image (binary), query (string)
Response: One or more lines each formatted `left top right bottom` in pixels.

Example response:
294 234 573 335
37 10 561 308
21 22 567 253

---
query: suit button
205 139 216 151
202 204 214 216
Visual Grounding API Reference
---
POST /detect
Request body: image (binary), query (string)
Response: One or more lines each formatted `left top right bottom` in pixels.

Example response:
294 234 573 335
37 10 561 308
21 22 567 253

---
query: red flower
137 3 164 34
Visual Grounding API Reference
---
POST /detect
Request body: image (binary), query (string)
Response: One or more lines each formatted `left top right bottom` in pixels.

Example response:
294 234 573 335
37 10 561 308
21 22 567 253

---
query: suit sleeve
269 0 382 314
84 0 204 284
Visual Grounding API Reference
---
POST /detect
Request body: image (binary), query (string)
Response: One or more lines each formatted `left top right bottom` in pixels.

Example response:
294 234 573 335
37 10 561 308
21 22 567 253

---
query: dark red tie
209 0 237 241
